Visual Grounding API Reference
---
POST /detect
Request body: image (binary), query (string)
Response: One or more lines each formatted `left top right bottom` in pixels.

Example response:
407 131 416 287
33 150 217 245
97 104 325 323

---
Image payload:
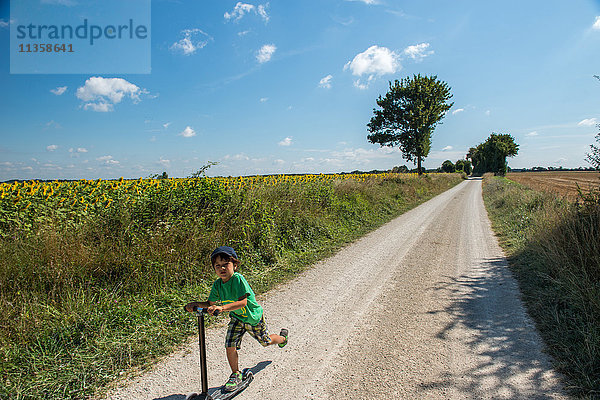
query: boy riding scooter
185 246 288 392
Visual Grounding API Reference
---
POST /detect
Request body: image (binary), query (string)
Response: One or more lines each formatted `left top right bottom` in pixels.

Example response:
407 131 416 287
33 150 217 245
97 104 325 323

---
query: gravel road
104 178 567 400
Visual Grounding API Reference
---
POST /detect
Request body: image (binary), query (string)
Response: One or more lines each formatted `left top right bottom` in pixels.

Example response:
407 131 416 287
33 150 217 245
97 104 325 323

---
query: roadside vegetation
0 172 463 400
482 174 600 398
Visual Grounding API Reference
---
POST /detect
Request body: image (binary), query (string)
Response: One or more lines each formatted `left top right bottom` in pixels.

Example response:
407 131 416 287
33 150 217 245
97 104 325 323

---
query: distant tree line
511 166 596 172
438 159 472 174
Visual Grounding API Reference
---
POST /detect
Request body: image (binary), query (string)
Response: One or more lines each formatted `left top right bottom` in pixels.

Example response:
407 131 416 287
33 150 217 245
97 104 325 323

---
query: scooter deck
187 369 253 400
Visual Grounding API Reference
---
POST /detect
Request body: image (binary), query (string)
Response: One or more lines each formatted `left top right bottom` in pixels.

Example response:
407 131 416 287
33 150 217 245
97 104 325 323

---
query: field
0 172 463 400
506 171 600 200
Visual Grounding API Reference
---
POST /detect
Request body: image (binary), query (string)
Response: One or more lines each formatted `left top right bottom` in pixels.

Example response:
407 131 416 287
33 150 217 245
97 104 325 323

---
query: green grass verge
0 173 463 400
482 175 600 399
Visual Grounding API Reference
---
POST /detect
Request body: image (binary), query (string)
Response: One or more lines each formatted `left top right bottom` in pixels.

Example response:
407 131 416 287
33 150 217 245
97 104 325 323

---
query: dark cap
210 246 238 264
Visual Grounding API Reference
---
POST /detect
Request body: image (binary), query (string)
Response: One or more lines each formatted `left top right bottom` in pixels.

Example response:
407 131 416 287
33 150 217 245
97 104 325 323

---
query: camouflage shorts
225 315 271 349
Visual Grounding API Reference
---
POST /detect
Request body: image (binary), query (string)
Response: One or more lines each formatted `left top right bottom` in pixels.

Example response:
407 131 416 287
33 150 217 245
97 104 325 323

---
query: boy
185 246 288 392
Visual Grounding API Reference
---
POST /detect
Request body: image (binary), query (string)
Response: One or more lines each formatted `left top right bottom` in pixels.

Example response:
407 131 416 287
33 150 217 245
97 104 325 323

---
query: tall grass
0 173 462 400
483 174 600 398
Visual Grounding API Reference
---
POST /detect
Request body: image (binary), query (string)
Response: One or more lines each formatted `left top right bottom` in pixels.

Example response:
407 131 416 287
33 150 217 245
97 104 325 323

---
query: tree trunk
417 156 422 175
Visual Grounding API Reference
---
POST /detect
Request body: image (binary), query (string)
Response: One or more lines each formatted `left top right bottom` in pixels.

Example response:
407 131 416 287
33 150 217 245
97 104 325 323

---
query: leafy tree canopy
467 133 519 176
367 74 453 175
441 160 455 173
455 159 472 175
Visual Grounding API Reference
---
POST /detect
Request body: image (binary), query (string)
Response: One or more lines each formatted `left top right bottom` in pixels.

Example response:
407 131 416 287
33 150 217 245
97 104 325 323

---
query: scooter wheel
242 368 254 381
185 393 198 400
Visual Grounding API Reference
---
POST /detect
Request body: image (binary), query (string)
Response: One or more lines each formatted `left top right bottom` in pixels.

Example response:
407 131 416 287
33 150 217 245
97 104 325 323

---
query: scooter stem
198 312 210 396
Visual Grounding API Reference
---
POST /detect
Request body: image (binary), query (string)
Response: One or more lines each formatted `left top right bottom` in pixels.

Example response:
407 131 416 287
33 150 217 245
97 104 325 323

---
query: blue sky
1 0 600 180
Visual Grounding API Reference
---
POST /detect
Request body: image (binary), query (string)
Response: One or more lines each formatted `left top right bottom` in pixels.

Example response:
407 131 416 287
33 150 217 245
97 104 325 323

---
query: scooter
186 306 254 400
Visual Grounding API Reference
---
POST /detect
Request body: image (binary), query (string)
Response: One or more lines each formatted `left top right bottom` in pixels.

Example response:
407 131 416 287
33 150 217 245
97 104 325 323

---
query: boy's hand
207 305 223 316
184 302 210 312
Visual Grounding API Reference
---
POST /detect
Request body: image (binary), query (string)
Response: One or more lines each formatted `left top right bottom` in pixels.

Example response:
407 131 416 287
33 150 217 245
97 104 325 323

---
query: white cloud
578 118 597 126
41 0 77 6
344 45 400 88
84 102 112 112
353 80 369 90
69 147 88 153
97 155 119 165
257 4 270 22
345 0 379 4
225 2 255 21
260 97 269 102
51 86 67 95
403 43 433 62
452 108 464 115
225 2 269 23
442 146 453 151
485 110 491 116
238 30 251 37
170 29 212 55
76 77 144 112
46 144 58 152
224 153 250 161
45 120 61 128
257 44 276 63
163 122 171 129
180 126 196 138
273 159 285 165
526 131 539 137
278 137 293 146
159 157 170 167
319 75 333 89
593 16 600 30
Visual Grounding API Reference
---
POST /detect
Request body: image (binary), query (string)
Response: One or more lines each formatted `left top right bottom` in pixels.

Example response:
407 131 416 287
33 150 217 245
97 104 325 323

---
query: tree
467 133 519 176
391 165 409 173
188 161 219 178
455 159 472 175
148 171 169 179
367 74 454 175
441 160 455 173
586 128 600 170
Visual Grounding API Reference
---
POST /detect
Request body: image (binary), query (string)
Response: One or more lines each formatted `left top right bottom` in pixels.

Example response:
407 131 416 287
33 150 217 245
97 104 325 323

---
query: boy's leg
226 346 239 373
268 333 286 346
225 318 245 372
224 319 245 392
247 316 288 347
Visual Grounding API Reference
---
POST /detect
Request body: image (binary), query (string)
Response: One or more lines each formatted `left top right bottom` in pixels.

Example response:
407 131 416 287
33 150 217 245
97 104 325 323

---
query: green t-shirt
208 272 263 326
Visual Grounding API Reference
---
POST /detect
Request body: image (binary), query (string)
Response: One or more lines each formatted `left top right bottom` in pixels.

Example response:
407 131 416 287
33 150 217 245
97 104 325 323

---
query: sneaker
224 371 242 392
278 328 289 348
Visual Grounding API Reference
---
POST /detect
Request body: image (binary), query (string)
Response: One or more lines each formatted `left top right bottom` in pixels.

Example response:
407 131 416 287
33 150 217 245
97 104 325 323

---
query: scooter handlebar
191 305 220 317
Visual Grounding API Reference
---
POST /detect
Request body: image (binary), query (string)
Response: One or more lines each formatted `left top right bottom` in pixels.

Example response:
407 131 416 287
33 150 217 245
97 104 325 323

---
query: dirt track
104 178 567 400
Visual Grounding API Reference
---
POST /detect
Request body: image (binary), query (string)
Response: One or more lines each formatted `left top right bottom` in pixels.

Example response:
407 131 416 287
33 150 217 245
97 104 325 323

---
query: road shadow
153 361 272 400
423 256 566 399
